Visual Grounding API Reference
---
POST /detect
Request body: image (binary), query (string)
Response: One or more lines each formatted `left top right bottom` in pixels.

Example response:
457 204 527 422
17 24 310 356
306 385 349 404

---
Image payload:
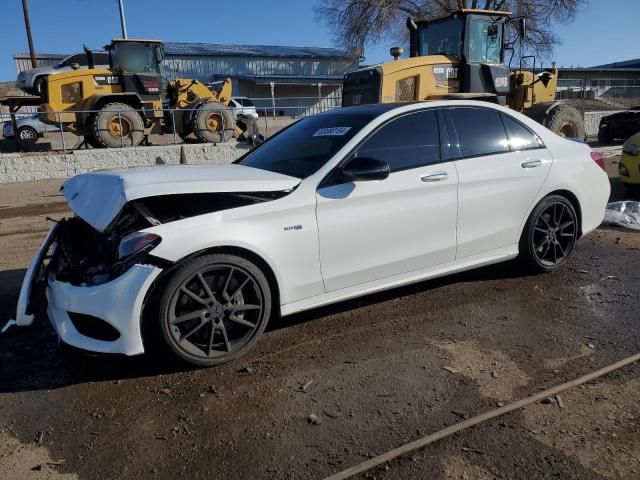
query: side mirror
518 18 527 39
70 63 81 70
341 156 390 182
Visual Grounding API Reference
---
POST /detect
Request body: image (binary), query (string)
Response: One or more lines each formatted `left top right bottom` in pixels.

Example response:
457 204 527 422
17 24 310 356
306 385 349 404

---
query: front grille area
68 312 121 342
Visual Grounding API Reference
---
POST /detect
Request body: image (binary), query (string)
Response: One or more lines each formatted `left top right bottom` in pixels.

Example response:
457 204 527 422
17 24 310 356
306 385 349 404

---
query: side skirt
280 244 518 317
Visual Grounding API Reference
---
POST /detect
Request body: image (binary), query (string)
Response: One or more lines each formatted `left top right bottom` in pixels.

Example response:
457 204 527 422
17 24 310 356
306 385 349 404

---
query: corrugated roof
590 58 640 69
164 42 351 59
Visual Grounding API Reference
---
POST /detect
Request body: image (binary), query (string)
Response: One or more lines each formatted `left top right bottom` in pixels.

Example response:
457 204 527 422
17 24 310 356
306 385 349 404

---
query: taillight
591 151 606 171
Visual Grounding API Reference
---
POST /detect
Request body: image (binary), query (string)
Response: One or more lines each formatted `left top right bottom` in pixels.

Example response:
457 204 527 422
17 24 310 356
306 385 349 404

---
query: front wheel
157 254 272 367
16 126 38 149
518 195 579 273
91 102 145 148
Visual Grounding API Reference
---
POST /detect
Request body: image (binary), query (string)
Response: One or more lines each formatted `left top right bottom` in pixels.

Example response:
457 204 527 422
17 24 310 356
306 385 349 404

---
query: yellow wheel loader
342 9 585 139
40 39 261 148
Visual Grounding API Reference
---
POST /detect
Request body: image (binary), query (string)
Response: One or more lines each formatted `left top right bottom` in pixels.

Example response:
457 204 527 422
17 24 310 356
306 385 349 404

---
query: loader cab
409 10 512 104
106 39 166 99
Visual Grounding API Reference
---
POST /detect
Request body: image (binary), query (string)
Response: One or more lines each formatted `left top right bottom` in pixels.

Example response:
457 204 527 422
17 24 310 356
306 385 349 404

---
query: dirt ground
0 159 639 479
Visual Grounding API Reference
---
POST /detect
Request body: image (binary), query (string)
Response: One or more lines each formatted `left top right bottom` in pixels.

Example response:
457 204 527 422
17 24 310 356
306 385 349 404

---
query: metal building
14 42 358 115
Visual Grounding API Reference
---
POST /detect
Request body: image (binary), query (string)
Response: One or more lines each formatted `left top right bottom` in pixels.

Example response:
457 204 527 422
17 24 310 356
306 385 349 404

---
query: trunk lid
62 164 300 232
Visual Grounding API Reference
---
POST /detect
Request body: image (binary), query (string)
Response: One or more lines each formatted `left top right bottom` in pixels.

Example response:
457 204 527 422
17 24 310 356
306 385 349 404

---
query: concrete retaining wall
584 110 619 138
0 143 251 183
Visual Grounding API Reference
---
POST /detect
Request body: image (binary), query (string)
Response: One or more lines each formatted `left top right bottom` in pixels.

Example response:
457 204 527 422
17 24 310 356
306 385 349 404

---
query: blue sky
0 0 637 82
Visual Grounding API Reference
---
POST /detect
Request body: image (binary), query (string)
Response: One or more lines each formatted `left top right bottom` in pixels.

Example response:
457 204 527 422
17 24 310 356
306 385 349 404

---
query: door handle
421 172 448 182
521 159 543 169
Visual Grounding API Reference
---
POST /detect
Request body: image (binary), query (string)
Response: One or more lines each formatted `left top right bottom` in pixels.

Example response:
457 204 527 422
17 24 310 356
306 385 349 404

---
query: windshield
238 112 376 178
418 17 464 57
111 43 163 75
468 19 503 63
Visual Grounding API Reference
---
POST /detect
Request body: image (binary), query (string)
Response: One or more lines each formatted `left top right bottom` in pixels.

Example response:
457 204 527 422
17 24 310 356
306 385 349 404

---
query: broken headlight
118 232 161 260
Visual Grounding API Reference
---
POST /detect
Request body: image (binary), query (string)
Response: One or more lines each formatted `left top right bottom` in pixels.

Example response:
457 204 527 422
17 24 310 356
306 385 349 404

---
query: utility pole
117 0 128 39
21 0 37 67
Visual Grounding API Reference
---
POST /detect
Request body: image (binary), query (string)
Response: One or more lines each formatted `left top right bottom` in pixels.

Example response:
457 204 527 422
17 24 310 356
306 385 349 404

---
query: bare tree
315 0 585 61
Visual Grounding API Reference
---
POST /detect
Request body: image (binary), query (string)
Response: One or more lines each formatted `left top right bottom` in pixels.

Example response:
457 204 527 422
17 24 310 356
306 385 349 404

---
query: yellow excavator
40 39 260 148
342 9 585 138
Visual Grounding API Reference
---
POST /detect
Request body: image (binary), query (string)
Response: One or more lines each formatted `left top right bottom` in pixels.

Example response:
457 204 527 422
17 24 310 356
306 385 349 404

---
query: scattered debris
31 465 43 471
452 410 469 420
587 343 596 350
207 385 218 394
496 401 505 407
160 388 171 395
34 431 44 445
306 414 322 425
323 409 340 419
239 366 255 375
540 397 555 405
491 371 498 379
603 201 640 230
299 380 314 393
443 366 458 374
461 447 484 454
576 269 590 274
555 395 564 409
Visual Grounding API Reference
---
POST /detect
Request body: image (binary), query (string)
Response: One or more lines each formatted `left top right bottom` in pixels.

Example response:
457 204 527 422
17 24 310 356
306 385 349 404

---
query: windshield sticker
313 127 352 137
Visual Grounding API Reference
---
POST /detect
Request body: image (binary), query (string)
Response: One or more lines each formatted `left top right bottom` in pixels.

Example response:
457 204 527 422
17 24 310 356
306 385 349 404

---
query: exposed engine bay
45 190 290 288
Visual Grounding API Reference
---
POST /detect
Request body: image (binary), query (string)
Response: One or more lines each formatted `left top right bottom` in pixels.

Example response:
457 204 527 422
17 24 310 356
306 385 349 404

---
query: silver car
17 52 109 95
2 115 60 147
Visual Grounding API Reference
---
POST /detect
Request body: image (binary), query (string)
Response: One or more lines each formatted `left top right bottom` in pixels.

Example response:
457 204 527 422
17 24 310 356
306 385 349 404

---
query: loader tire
544 105 585 139
191 102 235 144
91 102 144 148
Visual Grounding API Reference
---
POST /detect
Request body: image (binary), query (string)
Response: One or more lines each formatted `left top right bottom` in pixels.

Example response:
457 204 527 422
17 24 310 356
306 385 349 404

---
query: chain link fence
0 96 342 153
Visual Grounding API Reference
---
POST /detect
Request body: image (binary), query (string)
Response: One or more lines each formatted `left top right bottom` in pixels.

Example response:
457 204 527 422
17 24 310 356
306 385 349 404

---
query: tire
156 254 272 367
16 126 38 149
545 105 585 139
91 102 144 148
191 102 236 144
597 124 614 144
33 77 46 97
518 195 579 273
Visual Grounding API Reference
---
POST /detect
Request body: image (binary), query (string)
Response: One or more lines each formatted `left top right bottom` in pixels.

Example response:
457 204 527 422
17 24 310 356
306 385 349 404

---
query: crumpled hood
62 164 300 232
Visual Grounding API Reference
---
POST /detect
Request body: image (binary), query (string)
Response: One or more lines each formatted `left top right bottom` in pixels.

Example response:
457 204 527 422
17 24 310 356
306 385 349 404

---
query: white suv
227 97 259 119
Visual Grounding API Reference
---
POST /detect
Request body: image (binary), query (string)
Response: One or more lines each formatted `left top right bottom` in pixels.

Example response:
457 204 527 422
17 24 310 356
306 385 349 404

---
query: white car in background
17 52 109 95
15 101 610 367
227 97 259 119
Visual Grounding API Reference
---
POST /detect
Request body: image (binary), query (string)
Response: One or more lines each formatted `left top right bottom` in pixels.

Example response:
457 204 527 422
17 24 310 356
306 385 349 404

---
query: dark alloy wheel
519 195 578 273
158 254 272 367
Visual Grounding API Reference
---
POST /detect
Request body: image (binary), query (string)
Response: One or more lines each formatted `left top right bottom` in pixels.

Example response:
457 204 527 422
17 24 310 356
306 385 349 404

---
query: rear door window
448 107 509 158
502 115 543 150
357 109 441 172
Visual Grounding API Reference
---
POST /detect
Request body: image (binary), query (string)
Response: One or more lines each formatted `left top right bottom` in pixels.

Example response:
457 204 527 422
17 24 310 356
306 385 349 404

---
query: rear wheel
545 105 585 139
16 126 38 149
91 102 144 148
519 195 578 273
191 102 235 143
157 254 272 367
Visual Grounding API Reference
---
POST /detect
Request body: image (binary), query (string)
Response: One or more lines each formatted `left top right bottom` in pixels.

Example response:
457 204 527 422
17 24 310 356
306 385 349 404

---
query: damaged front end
15 189 292 330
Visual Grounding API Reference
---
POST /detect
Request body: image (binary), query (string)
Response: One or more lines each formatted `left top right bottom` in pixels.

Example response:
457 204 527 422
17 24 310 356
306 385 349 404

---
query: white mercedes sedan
15 101 610 366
